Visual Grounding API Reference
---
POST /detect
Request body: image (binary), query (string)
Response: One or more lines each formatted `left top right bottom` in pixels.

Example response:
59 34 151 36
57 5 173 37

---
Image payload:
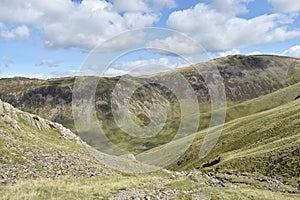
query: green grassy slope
0 99 113 184
1 170 299 199
1 97 299 199
75 77 300 155
0 55 300 155
225 81 300 121
198 80 300 131
143 98 300 185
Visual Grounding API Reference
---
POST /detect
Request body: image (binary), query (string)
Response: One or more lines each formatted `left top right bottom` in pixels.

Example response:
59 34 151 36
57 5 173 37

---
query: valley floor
1 170 299 200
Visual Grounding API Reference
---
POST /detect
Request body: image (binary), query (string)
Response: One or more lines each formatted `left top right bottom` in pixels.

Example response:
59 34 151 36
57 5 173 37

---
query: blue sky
0 0 299 78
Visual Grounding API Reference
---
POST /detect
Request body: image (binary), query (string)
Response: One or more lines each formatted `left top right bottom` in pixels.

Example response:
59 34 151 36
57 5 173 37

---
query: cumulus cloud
4 73 51 80
43 1 158 50
93 30 147 52
35 59 60 67
0 1 43 25
1 56 14 68
113 0 176 12
167 1 300 53
103 68 128 77
50 70 79 77
0 24 29 40
146 35 205 55
77 57 187 77
217 49 240 57
104 57 188 76
0 0 159 50
82 57 189 77
212 0 253 16
283 45 300 57
268 0 300 13
151 0 176 10
113 0 149 12
247 51 262 55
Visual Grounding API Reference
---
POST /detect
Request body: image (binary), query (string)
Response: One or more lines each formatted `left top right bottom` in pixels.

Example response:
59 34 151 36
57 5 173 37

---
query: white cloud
43 1 158 50
94 30 147 52
5 73 51 80
212 0 253 16
268 0 300 13
0 24 29 40
0 0 159 50
113 0 149 12
217 49 240 57
146 35 205 55
247 51 262 55
112 0 176 12
104 57 188 76
75 57 187 77
15 25 30 38
0 1 43 25
283 45 300 57
80 57 188 77
151 0 176 10
50 70 79 77
1 56 14 68
124 13 158 28
167 2 300 53
103 68 128 77
35 59 60 67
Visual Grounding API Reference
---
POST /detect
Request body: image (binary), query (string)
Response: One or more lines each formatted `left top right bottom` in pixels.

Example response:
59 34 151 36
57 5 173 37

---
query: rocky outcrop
0 99 114 184
0 99 82 144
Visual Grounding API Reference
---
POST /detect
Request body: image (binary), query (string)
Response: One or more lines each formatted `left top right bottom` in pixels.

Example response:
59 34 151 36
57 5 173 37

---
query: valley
0 55 299 199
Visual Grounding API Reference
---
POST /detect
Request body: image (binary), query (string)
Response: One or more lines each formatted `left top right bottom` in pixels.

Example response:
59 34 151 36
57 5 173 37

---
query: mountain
0 55 300 199
0 99 114 184
0 55 299 153
143 95 300 186
0 97 299 198
0 99 299 198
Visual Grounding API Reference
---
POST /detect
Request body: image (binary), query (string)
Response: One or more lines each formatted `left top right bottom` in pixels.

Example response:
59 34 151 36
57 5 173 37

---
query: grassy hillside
1 170 299 199
0 54 300 198
1 98 299 199
0 99 114 184
141 98 300 187
79 80 300 154
198 80 300 130
0 55 299 156
0 55 299 130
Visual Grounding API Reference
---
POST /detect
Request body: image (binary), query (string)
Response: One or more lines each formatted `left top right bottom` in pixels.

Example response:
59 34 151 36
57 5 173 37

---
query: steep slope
0 99 113 184
0 55 299 125
0 55 299 153
152 54 300 101
198 80 300 130
142 98 300 185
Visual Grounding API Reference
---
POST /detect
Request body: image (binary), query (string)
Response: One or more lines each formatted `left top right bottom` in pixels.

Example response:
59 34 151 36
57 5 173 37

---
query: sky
0 0 300 79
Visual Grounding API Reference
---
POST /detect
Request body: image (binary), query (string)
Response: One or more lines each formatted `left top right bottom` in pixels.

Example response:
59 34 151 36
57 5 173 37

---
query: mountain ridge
0 54 300 153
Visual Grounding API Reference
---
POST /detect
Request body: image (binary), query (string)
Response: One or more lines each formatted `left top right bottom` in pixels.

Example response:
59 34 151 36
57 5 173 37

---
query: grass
0 100 110 182
1 173 299 200
0 175 164 200
143 98 300 183
198 184 299 200
0 55 300 199
224 81 300 122
165 178 201 191
81 80 300 155
0 55 300 155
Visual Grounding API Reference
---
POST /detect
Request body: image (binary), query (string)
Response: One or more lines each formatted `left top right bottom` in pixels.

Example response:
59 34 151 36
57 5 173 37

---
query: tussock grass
150 98 300 182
